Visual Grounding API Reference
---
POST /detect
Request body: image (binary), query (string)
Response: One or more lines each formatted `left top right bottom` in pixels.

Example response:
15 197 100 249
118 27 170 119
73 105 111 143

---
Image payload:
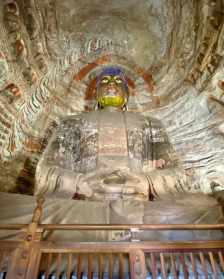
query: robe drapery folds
35 110 186 200
2 110 223 242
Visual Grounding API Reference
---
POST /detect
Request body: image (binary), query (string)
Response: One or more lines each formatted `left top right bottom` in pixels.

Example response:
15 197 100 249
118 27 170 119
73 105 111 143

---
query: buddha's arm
146 118 188 196
35 120 84 198
146 167 188 198
35 165 80 198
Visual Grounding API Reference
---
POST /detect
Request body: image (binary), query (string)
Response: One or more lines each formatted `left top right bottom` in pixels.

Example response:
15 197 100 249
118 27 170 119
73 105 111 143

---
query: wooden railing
0 197 224 278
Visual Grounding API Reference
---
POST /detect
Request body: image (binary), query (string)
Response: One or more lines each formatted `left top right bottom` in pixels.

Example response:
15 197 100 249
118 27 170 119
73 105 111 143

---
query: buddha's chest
86 111 153 171
98 111 128 158
61 112 153 172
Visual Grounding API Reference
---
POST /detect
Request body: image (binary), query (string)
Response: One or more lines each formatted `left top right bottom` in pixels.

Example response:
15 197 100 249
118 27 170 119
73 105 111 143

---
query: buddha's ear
95 102 103 110
93 102 98 111
122 104 128 111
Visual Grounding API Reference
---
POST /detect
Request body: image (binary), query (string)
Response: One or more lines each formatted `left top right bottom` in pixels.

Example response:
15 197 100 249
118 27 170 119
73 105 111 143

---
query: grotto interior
1 0 224 278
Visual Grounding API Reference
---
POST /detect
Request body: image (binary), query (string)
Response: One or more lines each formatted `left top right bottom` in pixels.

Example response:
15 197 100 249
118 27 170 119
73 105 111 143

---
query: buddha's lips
105 93 117 97
102 94 115 98
104 88 119 96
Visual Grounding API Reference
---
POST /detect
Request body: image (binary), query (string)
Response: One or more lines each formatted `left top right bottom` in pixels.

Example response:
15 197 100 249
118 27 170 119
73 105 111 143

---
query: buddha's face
97 73 128 108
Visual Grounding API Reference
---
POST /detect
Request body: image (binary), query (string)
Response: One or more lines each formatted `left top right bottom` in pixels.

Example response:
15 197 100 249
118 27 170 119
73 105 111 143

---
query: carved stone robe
0 111 223 242
35 109 186 200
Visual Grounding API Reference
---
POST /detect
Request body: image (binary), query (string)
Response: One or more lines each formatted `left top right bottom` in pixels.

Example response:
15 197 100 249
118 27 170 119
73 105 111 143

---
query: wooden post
6 197 44 279
129 249 147 279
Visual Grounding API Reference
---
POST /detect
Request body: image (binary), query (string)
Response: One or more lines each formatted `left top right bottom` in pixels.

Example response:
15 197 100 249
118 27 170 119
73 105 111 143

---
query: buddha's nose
108 80 116 87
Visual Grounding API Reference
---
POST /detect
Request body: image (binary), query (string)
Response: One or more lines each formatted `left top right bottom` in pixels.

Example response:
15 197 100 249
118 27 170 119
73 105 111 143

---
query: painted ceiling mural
0 0 224 194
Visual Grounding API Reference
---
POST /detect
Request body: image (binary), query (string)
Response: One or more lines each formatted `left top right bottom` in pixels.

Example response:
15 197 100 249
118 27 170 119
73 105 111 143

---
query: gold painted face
97 75 128 108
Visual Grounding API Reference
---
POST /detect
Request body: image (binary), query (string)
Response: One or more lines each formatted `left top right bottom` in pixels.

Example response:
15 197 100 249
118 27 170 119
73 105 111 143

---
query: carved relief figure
0 51 9 89
0 83 21 104
3 0 37 85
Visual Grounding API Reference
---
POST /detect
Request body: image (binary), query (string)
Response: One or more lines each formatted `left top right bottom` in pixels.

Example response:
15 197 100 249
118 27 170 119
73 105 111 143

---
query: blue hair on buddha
97 66 128 90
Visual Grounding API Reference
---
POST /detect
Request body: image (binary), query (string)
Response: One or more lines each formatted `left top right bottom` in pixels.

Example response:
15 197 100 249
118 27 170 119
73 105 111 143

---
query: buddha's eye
101 77 110 84
114 77 123 84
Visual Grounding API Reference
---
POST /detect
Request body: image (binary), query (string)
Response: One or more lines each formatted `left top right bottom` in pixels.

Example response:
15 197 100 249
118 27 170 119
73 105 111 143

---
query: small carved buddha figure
35 66 187 201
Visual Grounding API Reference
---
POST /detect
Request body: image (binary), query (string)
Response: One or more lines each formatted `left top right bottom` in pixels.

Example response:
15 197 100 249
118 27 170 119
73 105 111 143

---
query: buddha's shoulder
57 112 164 129
58 112 98 128
125 112 163 128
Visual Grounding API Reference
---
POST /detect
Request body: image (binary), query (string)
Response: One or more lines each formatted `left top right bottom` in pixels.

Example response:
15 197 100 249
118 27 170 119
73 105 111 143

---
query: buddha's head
96 66 129 109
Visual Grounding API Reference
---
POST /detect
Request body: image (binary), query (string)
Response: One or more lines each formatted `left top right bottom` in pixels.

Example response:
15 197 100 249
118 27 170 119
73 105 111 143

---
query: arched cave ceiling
0 0 224 193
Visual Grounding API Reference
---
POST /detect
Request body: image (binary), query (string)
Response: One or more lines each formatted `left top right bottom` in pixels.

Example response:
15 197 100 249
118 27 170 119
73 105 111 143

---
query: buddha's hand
74 174 94 199
75 170 149 200
155 158 166 169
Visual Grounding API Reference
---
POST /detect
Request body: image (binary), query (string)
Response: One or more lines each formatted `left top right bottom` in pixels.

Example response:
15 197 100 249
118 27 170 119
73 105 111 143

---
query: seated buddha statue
0 66 222 243
35 66 188 201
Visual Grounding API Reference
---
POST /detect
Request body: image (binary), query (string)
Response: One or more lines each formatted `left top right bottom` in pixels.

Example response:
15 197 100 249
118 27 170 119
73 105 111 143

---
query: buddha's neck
100 106 124 113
